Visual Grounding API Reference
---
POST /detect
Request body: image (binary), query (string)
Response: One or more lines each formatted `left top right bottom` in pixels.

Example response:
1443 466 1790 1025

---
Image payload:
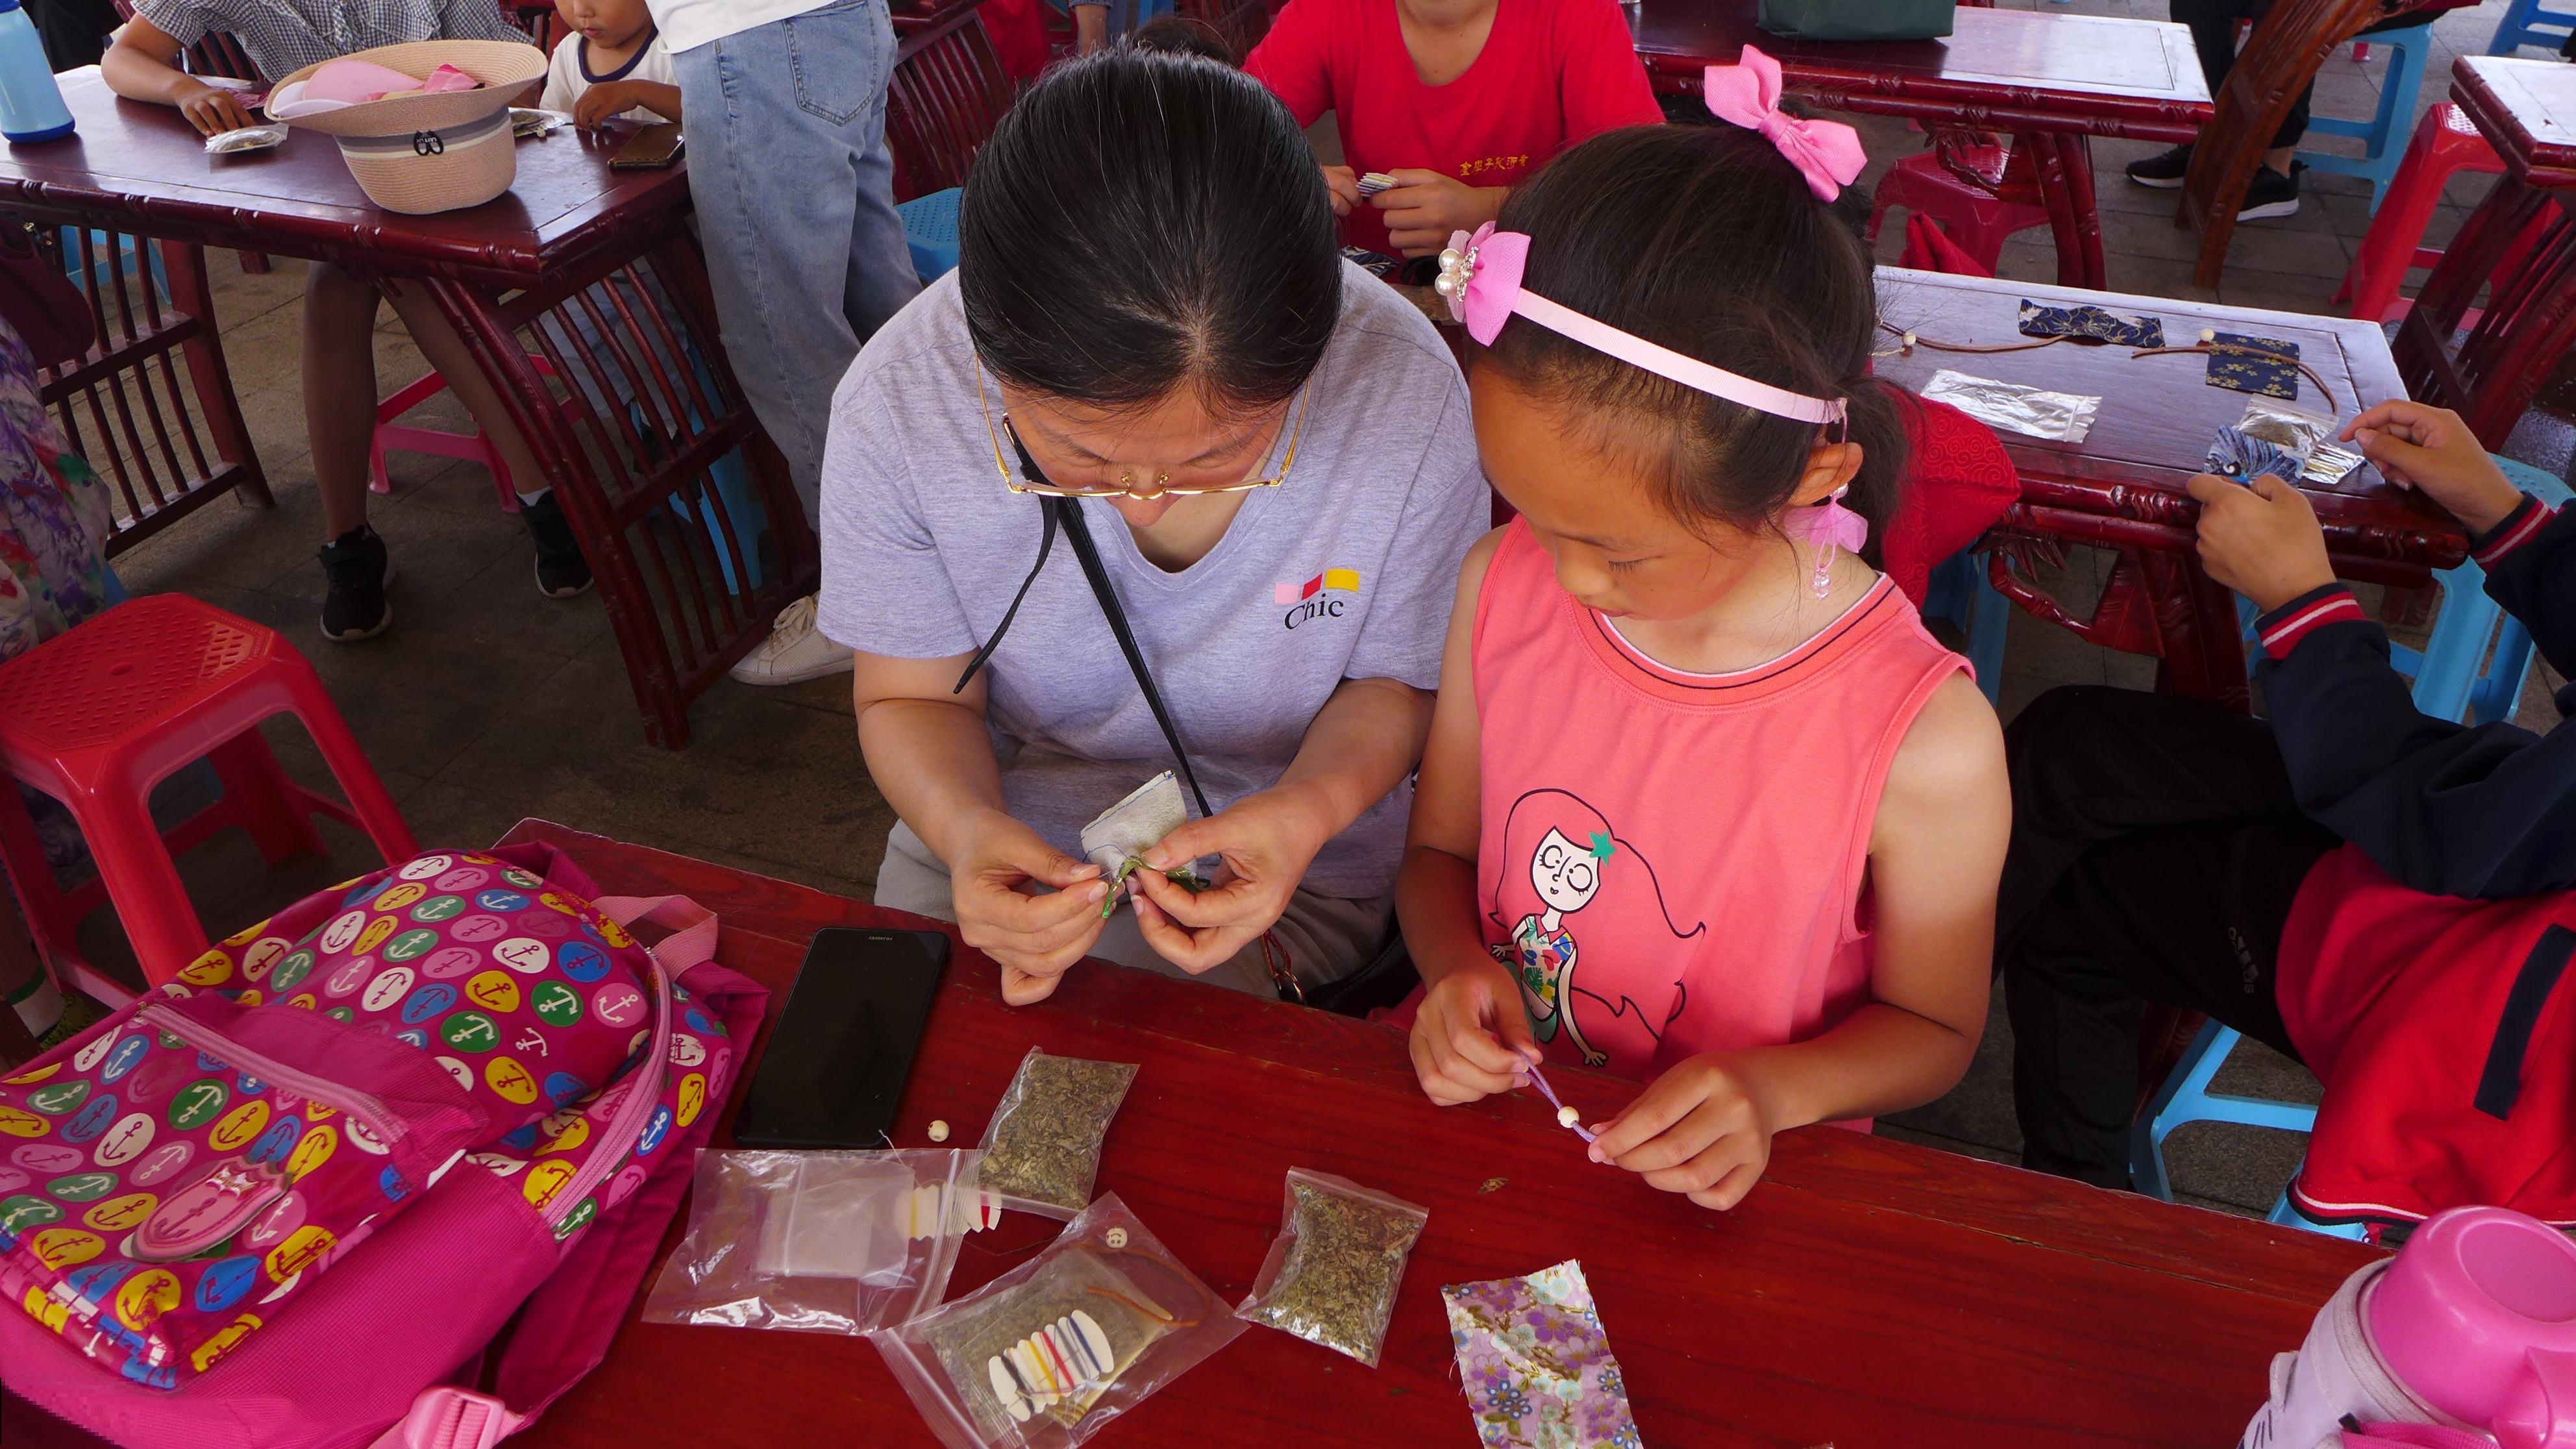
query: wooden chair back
886 10 1017 203
2179 0 2410 287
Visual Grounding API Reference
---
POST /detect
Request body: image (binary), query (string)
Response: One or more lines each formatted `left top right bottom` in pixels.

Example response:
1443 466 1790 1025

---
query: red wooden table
1874 266 2466 709
6 817 2381 1448
0 71 817 749
2395 56 2576 451
1631 3 2212 291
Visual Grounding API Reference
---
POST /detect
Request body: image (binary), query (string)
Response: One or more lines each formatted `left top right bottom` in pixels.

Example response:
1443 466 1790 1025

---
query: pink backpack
0 843 767 1449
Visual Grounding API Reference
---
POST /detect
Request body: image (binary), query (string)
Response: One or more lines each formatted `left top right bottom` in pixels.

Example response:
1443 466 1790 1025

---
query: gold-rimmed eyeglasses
974 364 1309 499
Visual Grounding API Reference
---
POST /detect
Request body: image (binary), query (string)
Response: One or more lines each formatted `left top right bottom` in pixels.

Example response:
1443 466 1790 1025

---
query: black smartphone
733 928 946 1150
608 123 684 169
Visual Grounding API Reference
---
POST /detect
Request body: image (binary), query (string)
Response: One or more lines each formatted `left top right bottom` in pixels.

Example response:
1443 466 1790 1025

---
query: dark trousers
1997 687 2340 1189
26 0 118 71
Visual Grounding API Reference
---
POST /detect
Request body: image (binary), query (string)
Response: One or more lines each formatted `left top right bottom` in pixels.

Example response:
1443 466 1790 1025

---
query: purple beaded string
1525 1063 1597 1143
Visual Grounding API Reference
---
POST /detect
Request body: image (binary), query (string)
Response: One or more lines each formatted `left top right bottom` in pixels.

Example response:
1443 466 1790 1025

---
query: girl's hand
176 79 255 136
2186 471 2336 613
948 808 1109 1006
1321 164 1359 219
1375 169 1506 256
1587 1052 1779 1211
1131 786 1335 974
2342 401 2527 536
1408 955 1539 1105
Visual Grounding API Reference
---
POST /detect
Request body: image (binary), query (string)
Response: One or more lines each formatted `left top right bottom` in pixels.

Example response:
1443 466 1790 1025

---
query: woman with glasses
815 47 1488 1006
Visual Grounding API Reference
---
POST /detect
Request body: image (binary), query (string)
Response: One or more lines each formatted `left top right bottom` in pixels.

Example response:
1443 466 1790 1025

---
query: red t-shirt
1245 0 1663 256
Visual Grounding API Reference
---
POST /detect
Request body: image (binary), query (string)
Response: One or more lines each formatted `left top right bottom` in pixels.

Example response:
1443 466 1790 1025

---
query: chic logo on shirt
1276 568 1361 630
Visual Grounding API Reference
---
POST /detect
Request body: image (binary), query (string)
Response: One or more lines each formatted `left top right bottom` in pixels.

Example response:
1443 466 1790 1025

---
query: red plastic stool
1866 145 2053 274
0 595 417 1001
368 356 557 513
2338 105 2507 323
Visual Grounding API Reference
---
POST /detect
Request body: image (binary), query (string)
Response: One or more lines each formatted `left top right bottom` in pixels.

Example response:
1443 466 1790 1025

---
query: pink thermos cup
2369 1207 2576 1449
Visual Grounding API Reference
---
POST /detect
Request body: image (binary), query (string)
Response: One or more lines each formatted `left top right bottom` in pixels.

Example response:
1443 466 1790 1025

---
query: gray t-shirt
817 266 1485 898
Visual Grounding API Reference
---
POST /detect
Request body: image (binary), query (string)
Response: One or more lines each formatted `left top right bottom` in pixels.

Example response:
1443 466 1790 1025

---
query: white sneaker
728 595 855 685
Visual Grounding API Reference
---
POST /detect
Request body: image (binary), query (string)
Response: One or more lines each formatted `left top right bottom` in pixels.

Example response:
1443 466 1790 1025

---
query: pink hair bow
1702 46 1866 202
1439 222 1525 347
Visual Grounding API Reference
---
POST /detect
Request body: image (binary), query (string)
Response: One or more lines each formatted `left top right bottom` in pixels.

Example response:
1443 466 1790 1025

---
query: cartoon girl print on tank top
1486 789 1703 1069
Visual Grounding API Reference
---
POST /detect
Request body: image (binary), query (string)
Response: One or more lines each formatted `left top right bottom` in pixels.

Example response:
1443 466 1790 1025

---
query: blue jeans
673 0 921 523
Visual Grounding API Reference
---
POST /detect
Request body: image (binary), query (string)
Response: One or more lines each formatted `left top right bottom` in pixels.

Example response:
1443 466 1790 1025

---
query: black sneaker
519 489 593 599
2237 162 2303 221
317 525 393 642
2125 143 2194 188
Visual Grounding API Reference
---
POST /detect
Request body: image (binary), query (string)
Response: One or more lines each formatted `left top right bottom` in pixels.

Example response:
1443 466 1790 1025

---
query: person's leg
670 0 919 522
382 282 593 598
675 2 921 685
2170 0 2249 103
1998 685 2338 1187
303 263 399 641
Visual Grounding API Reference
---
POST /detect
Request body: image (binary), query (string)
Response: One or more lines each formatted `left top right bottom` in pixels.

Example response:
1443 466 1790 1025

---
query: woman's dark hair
1129 14 1237 66
1480 123 1906 543
958 49 1339 415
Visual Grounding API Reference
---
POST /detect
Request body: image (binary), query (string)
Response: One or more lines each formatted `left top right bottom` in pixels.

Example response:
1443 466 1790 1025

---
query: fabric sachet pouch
2016 299 2164 349
2207 332 2303 400
2206 426 2305 484
1236 1169 1426 1367
870 1194 1244 1449
1078 773 1208 918
978 1049 1137 1219
1443 1259 1641 1449
641 1148 994 1335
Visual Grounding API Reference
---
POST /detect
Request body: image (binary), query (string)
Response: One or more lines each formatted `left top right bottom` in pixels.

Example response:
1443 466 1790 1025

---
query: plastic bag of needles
1235 1169 1427 1367
978 1047 1139 1219
869 1193 1245 1449
641 1148 995 1334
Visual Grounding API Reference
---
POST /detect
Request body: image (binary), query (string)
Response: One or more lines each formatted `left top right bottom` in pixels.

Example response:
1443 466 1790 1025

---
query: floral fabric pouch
1441 1259 1640 1449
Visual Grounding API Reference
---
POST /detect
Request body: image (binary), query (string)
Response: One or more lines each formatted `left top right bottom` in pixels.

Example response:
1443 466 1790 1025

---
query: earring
1809 541 1835 599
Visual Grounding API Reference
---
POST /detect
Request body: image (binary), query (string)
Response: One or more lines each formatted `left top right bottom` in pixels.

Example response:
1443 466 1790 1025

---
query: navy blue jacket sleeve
2251 495 2576 899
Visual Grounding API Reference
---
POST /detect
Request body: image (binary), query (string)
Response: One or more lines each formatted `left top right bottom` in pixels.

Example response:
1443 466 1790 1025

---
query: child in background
541 0 679 125
103 3 588 641
1244 0 1660 259
2002 406 2576 1219
1398 100 2008 1213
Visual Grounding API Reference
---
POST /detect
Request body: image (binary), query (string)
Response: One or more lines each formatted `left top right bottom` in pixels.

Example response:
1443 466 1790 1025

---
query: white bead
927 1119 950 1143
1438 247 1463 269
1434 274 1459 297
1556 1105 1581 1129
1104 1227 1129 1249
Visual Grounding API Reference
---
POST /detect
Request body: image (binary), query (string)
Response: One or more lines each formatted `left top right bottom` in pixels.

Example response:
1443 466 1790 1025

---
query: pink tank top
1472 519 1964 1080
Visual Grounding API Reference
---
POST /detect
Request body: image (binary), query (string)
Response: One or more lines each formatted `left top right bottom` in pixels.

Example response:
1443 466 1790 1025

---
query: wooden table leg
2026 132 2109 290
2396 180 2576 450
421 239 819 749
2146 549 2254 712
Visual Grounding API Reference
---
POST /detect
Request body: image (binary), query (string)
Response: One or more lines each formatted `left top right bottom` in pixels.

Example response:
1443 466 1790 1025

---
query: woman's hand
1587 1052 1781 1211
175 79 255 136
1408 954 1538 1106
2186 471 2336 613
1375 169 1506 256
1130 785 1337 974
2343 400 2527 536
948 808 1110 1006
1321 164 1360 219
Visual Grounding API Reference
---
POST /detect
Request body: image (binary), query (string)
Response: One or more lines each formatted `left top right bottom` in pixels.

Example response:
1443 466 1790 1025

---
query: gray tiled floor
72 3 2576 1224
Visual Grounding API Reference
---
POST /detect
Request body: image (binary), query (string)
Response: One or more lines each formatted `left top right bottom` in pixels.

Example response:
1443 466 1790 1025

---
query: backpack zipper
541 952 673 1227
136 1000 407 1152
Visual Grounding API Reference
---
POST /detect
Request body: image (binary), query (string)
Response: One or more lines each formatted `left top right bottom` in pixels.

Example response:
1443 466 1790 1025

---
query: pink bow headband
1437 223 1846 428
1432 48 1863 430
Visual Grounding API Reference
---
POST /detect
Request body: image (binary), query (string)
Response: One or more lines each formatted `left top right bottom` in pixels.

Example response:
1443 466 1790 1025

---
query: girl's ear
1787 438 1864 506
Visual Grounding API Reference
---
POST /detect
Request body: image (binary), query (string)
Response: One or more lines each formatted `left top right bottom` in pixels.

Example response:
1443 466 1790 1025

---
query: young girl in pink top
1400 62 2010 1212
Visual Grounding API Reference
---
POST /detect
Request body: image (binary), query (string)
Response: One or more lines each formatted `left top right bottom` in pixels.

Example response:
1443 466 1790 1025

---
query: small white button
1104 1227 1129 1249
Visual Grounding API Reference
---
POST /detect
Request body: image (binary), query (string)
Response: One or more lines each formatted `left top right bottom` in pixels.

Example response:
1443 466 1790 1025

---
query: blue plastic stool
1924 548 2009 706
898 188 961 283
2488 0 2576 55
2131 1021 2368 1235
2296 22 2435 212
